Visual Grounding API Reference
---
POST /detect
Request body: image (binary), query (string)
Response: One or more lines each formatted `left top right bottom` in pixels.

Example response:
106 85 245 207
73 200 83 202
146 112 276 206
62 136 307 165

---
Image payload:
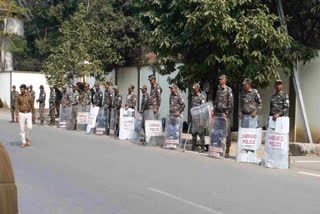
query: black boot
225 147 230 158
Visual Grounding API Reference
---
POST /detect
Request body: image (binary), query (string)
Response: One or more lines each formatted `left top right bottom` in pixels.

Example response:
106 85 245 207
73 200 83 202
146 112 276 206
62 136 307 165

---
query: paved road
0 118 320 214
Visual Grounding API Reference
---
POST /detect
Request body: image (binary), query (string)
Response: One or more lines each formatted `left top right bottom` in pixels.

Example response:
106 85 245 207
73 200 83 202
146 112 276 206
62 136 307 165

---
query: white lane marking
295 161 320 163
298 171 320 178
147 187 223 214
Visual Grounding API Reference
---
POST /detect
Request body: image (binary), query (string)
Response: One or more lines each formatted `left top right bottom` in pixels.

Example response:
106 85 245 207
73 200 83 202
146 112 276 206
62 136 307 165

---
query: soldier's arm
239 92 243 114
254 91 263 114
109 93 113 108
269 97 273 116
179 95 185 113
282 94 290 116
226 88 233 115
156 87 161 109
133 95 137 109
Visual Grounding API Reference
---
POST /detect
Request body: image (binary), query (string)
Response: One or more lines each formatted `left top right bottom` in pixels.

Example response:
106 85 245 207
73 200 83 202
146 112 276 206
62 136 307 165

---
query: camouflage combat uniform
82 90 92 105
10 90 19 121
37 90 46 124
269 91 289 117
103 88 113 134
240 88 262 115
141 91 149 113
126 92 137 109
93 89 103 107
29 89 36 123
191 92 206 150
71 90 80 129
169 92 185 116
61 90 71 107
214 85 233 149
113 91 122 126
148 84 162 119
49 90 56 125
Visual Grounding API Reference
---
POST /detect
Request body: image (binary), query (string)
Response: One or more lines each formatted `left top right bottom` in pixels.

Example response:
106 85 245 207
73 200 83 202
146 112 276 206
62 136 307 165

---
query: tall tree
134 0 292 93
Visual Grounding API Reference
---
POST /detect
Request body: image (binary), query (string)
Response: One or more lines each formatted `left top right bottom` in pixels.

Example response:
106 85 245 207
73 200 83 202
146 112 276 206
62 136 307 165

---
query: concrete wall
295 52 320 143
0 71 50 109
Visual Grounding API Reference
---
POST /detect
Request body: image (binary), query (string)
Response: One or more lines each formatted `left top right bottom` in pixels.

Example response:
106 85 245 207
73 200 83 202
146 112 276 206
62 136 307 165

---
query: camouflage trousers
39 103 45 123
104 109 111 135
72 106 78 128
191 130 205 147
115 109 120 126
10 106 15 121
32 100 36 123
56 102 61 117
49 104 55 123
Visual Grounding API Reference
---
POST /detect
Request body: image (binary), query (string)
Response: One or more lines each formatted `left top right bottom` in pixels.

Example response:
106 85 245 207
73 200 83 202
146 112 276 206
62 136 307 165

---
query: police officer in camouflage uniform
10 85 19 123
190 83 206 152
81 84 92 106
125 85 137 110
148 75 162 119
113 86 122 136
140 85 149 113
270 79 289 120
36 85 46 125
61 86 71 108
169 84 185 116
103 82 113 135
239 78 262 119
28 85 36 124
212 75 233 157
70 85 80 129
93 83 103 107
49 86 56 126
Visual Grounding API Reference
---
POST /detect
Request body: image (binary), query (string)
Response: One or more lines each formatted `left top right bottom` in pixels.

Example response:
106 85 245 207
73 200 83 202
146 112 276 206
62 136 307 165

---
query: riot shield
236 115 262 164
85 106 100 134
95 109 106 135
58 105 67 128
130 112 143 144
143 110 163 146
164 115 183 149
65 106 74 130
264 116 289 169
109 109 116 137
209 117 228 158
119 108 135 140
190 102 213 133
77 105 90 131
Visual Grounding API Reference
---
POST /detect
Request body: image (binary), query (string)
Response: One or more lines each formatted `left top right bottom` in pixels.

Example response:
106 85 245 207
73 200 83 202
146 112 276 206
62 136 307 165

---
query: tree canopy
134 0 293 90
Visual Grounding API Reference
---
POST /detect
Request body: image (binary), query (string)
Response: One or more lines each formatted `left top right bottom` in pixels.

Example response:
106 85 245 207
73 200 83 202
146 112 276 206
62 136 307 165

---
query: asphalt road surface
0 118 319 214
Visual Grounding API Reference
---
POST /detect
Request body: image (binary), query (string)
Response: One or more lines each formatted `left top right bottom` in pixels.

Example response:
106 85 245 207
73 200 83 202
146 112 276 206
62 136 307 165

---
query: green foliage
134 0 292 89
42 1 144 86
267 0 320 64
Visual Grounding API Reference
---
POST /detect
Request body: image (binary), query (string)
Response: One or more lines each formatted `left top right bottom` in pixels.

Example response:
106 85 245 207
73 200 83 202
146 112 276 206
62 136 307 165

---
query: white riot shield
86 106 100 134
95 109 106 135
130 112 143 144
77 105 90 131
58 105 67 128
264 116 289 169
144 110 163 146
209 117 228 158
190 102 213 133
119 108 135 140
65 106 74 130
164 115 183 149
237 115 262 164
109 109 116 137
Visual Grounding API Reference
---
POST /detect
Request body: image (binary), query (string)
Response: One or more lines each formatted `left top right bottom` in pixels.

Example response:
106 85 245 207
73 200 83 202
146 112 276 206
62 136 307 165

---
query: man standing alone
15 84 35 148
